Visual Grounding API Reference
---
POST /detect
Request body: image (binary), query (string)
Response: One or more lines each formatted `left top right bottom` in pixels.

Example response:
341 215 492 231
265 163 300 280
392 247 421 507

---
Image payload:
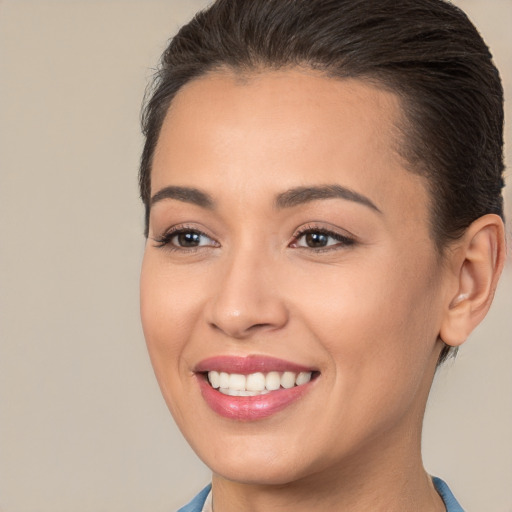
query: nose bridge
207 241 288 339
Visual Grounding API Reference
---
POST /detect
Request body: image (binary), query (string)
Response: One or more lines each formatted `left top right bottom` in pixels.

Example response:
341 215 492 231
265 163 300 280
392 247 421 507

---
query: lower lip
197 376 315 421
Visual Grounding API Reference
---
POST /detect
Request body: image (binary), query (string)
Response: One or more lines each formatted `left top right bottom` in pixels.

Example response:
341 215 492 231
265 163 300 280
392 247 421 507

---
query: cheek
298 257 437 336
292 254 442 393
140 252 211 432
298 267 440 451
140 253 201 375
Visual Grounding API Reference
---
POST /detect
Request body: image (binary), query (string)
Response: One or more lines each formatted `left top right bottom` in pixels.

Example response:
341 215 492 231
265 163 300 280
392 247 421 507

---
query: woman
139 0 506 510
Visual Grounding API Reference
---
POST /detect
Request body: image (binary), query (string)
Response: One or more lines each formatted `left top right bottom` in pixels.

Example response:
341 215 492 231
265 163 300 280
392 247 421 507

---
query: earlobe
439 214 506 347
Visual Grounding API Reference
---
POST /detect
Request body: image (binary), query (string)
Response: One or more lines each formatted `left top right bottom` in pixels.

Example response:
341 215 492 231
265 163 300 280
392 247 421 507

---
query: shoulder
176 484 212 512
432 477 465 512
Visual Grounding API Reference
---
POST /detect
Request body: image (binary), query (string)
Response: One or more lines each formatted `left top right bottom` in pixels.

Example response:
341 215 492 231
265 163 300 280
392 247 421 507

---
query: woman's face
140 69 448 485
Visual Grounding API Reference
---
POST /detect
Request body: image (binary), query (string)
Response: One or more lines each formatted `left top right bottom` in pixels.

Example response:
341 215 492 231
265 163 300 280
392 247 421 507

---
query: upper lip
194 355 317 374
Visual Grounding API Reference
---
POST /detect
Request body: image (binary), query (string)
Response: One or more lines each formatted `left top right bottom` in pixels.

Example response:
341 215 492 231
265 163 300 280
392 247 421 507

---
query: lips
195 355 318 420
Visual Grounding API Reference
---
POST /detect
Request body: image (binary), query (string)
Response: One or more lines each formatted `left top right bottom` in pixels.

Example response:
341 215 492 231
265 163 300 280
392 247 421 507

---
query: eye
153 227 219 250
290 227 355 250
172 231 211 248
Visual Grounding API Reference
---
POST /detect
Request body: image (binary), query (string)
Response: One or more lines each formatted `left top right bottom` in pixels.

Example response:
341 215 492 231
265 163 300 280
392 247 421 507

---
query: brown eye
291 229 355 250
304 232 329 248
175 232 202 247
154 228 219 249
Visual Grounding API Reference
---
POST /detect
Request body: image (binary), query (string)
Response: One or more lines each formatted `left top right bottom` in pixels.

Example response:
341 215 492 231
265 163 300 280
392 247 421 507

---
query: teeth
246 372 266 391
219 388 270 397
296 371 312 386
266 371 281 391
219 372 229 389
209 371 220 389
281 371 296 389
207 370 313 395
228 373 246 391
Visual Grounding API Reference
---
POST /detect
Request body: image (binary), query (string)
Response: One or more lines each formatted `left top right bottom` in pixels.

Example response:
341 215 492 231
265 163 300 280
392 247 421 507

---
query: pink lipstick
195 355 318 421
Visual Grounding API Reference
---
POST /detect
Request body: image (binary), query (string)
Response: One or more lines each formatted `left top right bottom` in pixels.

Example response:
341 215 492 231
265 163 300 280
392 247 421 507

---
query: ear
439 214 506 347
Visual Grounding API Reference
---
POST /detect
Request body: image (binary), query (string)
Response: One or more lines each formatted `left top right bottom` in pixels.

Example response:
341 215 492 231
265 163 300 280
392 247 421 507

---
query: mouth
195 356 319 420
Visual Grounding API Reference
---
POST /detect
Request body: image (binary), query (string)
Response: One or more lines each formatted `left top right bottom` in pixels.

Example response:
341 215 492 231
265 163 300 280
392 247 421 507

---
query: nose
205 249 289 339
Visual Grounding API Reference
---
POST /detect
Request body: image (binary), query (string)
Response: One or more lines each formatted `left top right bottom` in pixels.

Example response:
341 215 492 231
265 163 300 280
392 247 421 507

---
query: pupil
306 232 328 247
178 232 200 247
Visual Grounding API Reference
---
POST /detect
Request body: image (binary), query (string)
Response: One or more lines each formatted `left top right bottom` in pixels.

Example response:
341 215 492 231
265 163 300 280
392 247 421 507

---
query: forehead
152 68 429 228
156 68 405 170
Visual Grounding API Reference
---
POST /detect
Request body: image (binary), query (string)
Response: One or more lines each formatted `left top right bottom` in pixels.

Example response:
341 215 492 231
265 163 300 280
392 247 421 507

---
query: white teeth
265 371 281 391
208 371 220 389
281 371 296 389
219 388 270 397
219 372 230 389
228 373 246 391
296 371 312 386
246 372 266 391
238 390 267 396
207 370 314 395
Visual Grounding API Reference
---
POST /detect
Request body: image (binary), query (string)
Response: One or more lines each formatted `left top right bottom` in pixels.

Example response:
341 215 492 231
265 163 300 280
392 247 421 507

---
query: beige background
0 1 510 510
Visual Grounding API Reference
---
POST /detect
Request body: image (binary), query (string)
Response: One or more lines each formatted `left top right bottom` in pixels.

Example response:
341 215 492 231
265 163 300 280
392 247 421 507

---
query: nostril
249 323 274 331
208 321 272 338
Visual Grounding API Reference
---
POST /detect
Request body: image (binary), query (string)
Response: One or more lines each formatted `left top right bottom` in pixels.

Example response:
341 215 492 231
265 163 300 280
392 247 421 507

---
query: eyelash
153 224 356 252
152 225 218 251
290 225 356 252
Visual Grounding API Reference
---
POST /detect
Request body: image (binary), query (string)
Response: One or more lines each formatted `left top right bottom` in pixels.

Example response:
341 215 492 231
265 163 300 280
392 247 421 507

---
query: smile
195 356 319 420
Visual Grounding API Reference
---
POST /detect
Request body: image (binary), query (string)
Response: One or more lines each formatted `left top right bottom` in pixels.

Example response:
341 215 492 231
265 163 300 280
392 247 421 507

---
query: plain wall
0 1 510 510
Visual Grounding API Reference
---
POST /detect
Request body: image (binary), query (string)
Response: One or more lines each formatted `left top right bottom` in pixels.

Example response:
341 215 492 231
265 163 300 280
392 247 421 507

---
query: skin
140 68 505 511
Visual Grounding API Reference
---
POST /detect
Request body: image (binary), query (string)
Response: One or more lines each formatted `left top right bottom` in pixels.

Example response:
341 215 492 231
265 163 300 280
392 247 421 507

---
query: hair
139 0 505 364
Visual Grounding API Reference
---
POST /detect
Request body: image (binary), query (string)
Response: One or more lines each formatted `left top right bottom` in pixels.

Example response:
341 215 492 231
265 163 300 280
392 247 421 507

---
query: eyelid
289 223 356 250
152 224 219 249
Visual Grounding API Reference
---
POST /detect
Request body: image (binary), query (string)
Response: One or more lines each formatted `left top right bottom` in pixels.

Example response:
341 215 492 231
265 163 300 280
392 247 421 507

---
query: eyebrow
275 184 381 213
150 183 381 213
150 186 215 209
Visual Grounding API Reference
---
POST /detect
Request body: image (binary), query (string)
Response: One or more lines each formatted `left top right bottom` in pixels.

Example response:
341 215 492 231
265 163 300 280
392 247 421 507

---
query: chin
210 456 307 486
191 430 331 487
